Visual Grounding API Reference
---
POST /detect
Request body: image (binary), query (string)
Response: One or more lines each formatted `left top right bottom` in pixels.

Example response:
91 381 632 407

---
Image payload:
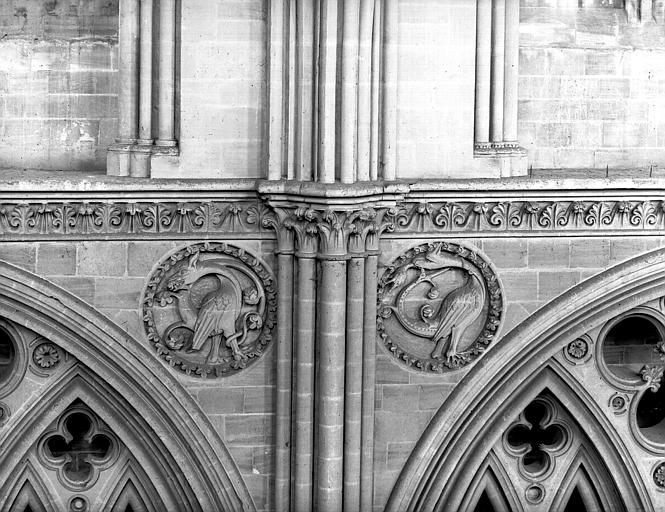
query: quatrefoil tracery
504 397 570 479
38 405 118 491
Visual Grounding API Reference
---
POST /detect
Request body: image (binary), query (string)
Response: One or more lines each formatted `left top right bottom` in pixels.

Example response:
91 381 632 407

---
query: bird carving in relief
165 252 246 363
429 265 485 361
388 245 486 363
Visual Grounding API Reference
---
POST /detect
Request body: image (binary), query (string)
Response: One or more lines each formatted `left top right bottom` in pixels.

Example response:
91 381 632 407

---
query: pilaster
261 181 402 512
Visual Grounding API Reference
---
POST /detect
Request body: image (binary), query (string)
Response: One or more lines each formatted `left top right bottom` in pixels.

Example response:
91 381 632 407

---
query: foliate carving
143 242 276 378
0 401 10 427
654 462 665 489
640 365 664 392
0 201 269 239
390 199 665 235
563 335 592 365
377 242 503 372
32 342 60 369
38 405 118 491
263 205 399 256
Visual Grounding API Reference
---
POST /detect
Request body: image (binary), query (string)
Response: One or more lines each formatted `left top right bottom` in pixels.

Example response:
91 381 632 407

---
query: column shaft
295 0 316 181
157 0 177 146
138 0 153 144
474 0 492 145
360 254 378 510
503 0 519 143
357 0 375 182
294 255 317 511
341 1 361 184
382 0 398 180
490 0 506 143
344 257 365 510
317 0 339 183
118 0 140 145
275 253 294 511
369 0 382 181
268 0 287 180
316 259 347 511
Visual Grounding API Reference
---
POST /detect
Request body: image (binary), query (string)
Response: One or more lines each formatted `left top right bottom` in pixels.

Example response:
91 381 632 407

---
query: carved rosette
142 242 276 377
377 241 503 372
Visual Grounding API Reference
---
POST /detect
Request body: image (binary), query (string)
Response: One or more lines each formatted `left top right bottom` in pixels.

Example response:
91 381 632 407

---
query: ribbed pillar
343 257 365 510
317 0 340 183
382 0 398 180
341 1 361 184
316 259 347 511
357 0 375 182
117 0 140 148
294 0 316 181
474 0 492 146
138 0 153 144
275 252 295 511
294 254 317 511
489 0 506 143
156 0 177 146
503 0 519 143
360 253 378 510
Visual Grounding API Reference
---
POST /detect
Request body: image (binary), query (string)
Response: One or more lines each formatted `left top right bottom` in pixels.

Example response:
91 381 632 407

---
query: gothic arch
386 247 665 512
0 261 255 511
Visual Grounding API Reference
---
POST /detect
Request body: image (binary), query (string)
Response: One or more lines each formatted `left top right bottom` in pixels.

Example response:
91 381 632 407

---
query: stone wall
0 0 118 171
519 0 665 170
371 234 665 510
179 0 267 179
3 228 662 511
0 238 277 512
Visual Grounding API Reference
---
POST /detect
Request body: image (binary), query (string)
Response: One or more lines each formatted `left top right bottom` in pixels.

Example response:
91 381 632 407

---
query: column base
150 145 180 178
106 143 133 177
473 143 528 177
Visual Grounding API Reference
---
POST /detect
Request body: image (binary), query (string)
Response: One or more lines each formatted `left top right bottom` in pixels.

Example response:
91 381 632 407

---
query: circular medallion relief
142 242 276 378
377 241 503 372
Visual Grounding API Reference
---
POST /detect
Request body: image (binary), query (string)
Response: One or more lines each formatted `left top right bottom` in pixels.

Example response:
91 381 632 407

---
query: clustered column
268 0 395 183
109 0 179 178
474 0 521 154
268 205 393 512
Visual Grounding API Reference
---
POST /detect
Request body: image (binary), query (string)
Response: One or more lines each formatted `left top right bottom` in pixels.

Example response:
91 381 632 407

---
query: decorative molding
608 393 629 415
0 201 270 239
390 199 665 236
4 194 665 240
0 401 9 427
142 242 276 378
377 241 503 372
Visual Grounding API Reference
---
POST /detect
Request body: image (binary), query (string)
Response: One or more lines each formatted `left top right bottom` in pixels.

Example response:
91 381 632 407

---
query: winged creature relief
378 242 502 372
143 243 275 377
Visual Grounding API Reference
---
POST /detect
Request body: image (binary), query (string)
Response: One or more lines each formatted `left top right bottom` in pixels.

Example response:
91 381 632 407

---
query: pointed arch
551 446 623 512
459 452 523 512
387 249 665 511
0 261 254 511
100 462 156 512
1 463 57 512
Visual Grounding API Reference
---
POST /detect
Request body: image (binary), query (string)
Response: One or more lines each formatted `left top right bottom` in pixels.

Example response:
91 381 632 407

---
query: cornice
2 173 665 240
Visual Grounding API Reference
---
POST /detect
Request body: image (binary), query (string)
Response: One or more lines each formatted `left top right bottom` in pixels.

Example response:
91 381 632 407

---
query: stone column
474 0 492 147
131 0 154 178
267 0 394 183
262 196 399 512
111 0 140 176
156 0 177 147
503 0 519 144
474 0 527 176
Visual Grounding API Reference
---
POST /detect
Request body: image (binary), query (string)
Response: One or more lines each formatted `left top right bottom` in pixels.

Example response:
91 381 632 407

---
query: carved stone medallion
377 241 503 372
142 242 276 377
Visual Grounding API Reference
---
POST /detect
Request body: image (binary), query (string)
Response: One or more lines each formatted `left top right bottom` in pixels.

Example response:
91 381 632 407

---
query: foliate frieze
263 205 399 256
391 199 665 234
0 201 270 239
142 242 276 378
377 241 503 372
